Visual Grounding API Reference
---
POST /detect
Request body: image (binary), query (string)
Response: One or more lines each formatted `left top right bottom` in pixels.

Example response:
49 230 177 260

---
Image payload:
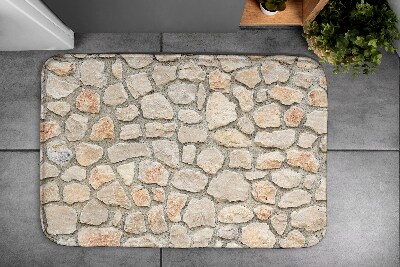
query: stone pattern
40 54 327 248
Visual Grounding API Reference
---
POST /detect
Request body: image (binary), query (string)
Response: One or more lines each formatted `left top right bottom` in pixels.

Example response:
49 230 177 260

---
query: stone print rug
40 54 327 248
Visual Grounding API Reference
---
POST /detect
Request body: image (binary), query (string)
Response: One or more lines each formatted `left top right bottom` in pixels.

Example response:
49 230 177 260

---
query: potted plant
259 0 287 16
304 0 399 75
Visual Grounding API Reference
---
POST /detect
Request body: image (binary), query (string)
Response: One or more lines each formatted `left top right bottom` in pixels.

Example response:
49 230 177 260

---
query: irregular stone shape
131 186 151 207
253 103 281 128
46 60 75 76
40 162 60 180
40 182 60 204
308 89 328 107
170 225 190 248
145 122 177 138
280 230 305 248
152 64 177 86
297 58 318 70
47 101 71 116
241 223 276 248
255 88 268 102
271 213 287 235
155 54 181 62
271 168 301 189
287 149 320 173
116 161 135 186
178 109 202 124
226 242 242 248
167 82 197 105
206 92 237 130
209 70 231 92
63 183 90 204
112 59 123 79
269 86 303 105
237 116 255 135
126 73 153 99
235 67 261 88
171 169 208 193
192 228 214 247
90 116 114 141
123 235 161 248
232 85 254 112
218 205 254 223
80 59 106 87
47 140 73 166
120 124 142 140
213 129 251 148
298 132 318 148
152 187 165 202
217 225 239 240
255 129 296 149
89 165 116 189
148 205 168 234
167 192 188 222
319 76 328 89
112 210 122 227
178 126 207 144
183 198 216 228
207 170 249 202
293 72 315 88
124 212 146 234
103 83 128 106
76 89 101 114
97 182 131 209
182 145 196 164
65 114 88 141
254 205 274 220
45 204 77 235
115 104 140 122
260 61 290 84
138 160 169 186
320 135 327 152
228 150 252 169
197 147 224 174
40 121 61 142
197 84 207 110
122 54 153 69
141 93 174 120
178 62 206 82
78 227 122 246
152 140 180 168
279 189 311 208
315 177 327 201
46 74 79 99
75 142 103 167
252 181 277 204
244 171 266 181
107 143 151 163
307 236 321 247
198 55 218 67
291 206 327 232
284 106 304 127
80 200 109 225
217 55 251 72
303 174 319 189
305 110 328 134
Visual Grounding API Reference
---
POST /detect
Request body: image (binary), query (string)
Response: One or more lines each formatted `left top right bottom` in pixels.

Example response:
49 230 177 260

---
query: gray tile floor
0 31 398 267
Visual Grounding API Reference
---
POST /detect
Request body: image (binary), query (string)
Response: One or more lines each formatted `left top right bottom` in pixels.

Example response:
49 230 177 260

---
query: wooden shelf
240 0 303 26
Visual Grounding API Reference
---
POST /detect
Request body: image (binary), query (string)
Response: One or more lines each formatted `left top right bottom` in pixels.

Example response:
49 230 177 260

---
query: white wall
0 0 73 51
387 0 400 56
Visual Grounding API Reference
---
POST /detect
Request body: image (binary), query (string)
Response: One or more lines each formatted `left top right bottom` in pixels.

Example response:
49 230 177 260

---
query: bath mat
40 54 327 248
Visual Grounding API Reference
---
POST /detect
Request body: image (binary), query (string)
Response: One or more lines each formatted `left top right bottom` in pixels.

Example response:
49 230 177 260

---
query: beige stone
235 67 261 88
40 182 60 204
241 223 276 248
284 106 305 127
197 84 207 110
171 169 208 192
297 58 318 70
141 93 174 120
167 192 188 222
124 212 146 234
237 116 255 135
152 140 180 168
170 225 190 248
47 101 71 117
123 235 161 248
271 168 301 189
96 182 131 209
89 165 115 189
303 174 318 189
148 205 168 234
182 145 196 164
269 86 303 105
122 54 153 69
217 55 251 72
131 186 151 207
271 213 287 235
232 85 254 112
103 83 128 106
269 55 296 64
207 170 249 202
126 73 153 99
254 205 274 220
192 228 213 247
255 88 268 102
298 132 318 148
229 149 252 169
226 242 242 248
198 55 218 67
65 114 88 141
75 143 103 167
63 183 90 204
291 206 327 232
213 128 251 148
209 70 231 92
255 129 296 149
112 59 123 79
178 125 207 143
152 187 165 202
40 162 60 180
78 227 122 246
218 205 254 223
80 200 109 225
178 62 206 82
183 198 216 228
90 116 114 141
115 104 140 121
46 60 75 76
116 161 135 186
76 89 101 114
244 171 266 180
145 122 177 138
107 143 151 163
80 59 106 87
155 54 181 62
308 89 328 107
46 140 73 166
305 110 328 134
315 178 326 201
319 135 327 152
120 124 142 140
46 74 79 99
178 109 202 124
252 181 277 204
279 189 311 208
280 230 306 248
287 149 320 173
138 160 169 186
167 82 197 104
319 76 328 89
260 61 290 84
256 151 285 170
152 64 177 86
253 103 281 128
197 147 224 174
217 225 239 240
40 121 61 142
45 204 77 235
206 92 237 130
293 72 315 88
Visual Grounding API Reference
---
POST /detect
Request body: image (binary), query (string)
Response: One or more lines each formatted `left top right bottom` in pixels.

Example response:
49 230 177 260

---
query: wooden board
240 0 303 26
303 0 328 23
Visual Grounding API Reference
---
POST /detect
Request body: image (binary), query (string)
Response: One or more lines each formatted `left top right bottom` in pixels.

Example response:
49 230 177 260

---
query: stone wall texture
40 54 327 248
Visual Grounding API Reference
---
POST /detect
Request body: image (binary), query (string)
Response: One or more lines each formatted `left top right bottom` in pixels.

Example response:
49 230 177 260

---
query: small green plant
304 0 399 75
259 0 287 12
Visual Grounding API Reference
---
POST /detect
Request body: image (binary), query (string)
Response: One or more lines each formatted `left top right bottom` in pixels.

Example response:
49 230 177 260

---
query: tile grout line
160 248 162 267
160 33 163 52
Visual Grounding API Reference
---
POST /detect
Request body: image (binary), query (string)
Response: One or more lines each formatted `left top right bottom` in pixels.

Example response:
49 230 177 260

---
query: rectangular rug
40 54 327 248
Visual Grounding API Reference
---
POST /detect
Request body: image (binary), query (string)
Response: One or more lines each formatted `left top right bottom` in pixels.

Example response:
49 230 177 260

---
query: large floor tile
162 151 399 267
0 152 160 267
